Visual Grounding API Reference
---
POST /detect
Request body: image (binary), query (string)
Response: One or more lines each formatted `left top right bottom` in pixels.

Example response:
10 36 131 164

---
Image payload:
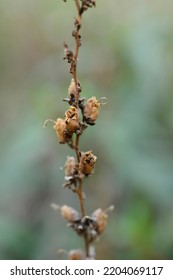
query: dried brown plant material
83 96 101 125
68 249 84 260
74 18 81 31
91 208 107 235
80 0 96 15
47 0 114 260
63 43 74 63
63 42 76 74
68 78 82 101
53 118 72 144
44 118 72 144
65 106 80 133
61 205 80 222
68 78 77 100
64 156 76 177
79 150 97 175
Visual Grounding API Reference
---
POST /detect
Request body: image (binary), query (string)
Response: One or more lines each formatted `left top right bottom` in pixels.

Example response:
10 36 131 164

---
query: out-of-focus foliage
0 0 173 260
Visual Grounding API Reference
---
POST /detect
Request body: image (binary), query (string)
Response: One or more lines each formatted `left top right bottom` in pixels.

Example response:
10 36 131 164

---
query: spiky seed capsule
65 106 80 133
53 118 72 144
79 150 97 175
61 205 80 222
91 208 107 234
64 156 76 177
68 249 84 260
83 96 100 125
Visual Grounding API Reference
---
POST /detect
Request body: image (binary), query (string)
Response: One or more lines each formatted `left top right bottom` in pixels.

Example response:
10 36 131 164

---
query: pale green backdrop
0 0 173 259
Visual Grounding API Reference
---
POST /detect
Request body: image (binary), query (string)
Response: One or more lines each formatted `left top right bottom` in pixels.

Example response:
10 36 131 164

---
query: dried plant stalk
45 0 113 259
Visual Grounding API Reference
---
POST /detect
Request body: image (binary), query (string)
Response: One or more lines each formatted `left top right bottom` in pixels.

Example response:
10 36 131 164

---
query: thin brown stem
75 131 90 256
76 178 85 216
75 0 80 14
75 134 80 162
69 0 90 259
77 177 90 257
84 234 90 257
73 0 82 100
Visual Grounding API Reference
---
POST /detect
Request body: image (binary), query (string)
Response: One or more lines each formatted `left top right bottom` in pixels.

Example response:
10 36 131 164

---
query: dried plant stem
76 179 85 216
47 0 113 260
84 233 90 257
75 133 90 256
75 134 80 162
73 0 82 99
75 0 81 15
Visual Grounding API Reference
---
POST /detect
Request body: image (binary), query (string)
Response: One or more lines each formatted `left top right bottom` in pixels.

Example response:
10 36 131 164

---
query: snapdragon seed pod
91 208 107 234
65 106 80 133
83 96 100 125
79 150 97 175
68 79 81 100
64 156 76 177
61 205 80 222
44 118 72 144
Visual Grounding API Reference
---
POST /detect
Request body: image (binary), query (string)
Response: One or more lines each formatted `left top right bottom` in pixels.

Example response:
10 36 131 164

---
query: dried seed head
63 43 74 63
68 79 82 102
68 249 84 260
61 205 80 222
68 79 77 100
80 0 96 14
91 208 107 235
74 18 81 31
53 118 72 144
79 150 97 175
64 156 76 177
65 106 80 133
83 96 100 125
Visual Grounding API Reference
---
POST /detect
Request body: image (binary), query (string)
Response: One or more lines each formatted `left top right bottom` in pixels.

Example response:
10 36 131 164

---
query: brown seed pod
79 150 97 175
83 96 100 125
61 205 80 222
68 79 82 101
68 249 84 260
44 118 72 144
91 208 107 235
65 106 80 133
68 79 77 100
64 156 76 177
53 118 72 144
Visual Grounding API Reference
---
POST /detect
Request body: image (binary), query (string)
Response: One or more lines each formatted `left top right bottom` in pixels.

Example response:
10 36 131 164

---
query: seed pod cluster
79 150 97 175
68 209 110 242
45 106 81 144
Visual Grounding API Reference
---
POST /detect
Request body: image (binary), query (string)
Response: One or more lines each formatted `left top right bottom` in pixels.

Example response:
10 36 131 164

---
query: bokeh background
0 0 173 260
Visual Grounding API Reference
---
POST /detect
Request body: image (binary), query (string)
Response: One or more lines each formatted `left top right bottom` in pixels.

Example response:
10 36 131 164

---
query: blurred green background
0 0 173 260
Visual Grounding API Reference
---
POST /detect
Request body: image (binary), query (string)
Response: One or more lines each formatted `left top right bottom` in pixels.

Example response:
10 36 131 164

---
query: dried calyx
53 204 114 243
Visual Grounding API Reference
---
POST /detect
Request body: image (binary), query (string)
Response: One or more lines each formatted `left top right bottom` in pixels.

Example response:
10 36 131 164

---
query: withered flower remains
45 0 113 259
